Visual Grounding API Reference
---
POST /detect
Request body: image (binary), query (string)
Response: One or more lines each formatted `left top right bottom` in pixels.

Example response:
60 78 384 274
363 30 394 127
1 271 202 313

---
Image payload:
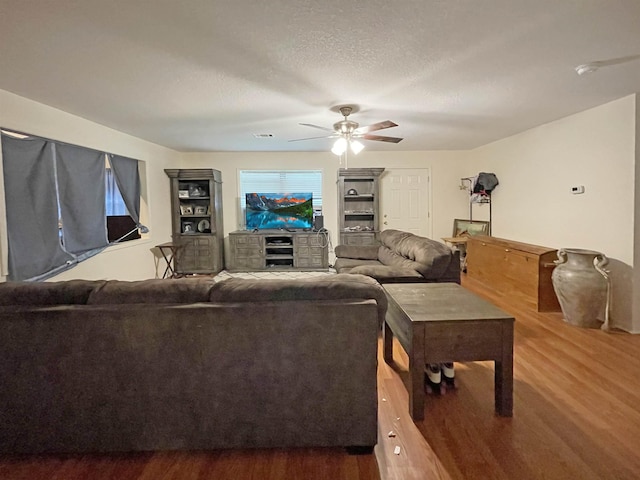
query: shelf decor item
189 184 207 197
182 221 195 234
551 248 611 329
197 219 210 233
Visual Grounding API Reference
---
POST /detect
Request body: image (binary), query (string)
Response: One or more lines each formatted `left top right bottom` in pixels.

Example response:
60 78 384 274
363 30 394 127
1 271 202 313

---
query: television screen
245 192 313 230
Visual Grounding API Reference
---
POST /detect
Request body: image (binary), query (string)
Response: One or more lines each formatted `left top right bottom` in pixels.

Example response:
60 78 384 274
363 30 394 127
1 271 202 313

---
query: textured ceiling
1 1 639 152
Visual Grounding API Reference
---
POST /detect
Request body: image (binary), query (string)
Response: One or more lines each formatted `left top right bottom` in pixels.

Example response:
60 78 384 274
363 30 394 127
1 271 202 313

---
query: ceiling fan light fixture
293 105 402 154
332 137 347 156
575 63 599 75
350 140 364 155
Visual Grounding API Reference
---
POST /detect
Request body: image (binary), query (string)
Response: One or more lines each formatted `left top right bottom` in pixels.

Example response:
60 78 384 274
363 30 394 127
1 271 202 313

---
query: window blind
239 170 323 212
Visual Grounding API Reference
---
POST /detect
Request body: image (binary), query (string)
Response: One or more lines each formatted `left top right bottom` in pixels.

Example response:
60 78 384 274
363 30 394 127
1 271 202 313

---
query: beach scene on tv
245 192 314 230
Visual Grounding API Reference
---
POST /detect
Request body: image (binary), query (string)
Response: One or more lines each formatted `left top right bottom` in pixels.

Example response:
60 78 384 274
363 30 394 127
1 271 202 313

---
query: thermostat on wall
571 185 585 194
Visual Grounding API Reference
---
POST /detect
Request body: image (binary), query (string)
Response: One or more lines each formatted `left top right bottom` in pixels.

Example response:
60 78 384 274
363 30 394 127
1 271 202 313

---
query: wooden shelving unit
165 168 224 275
337 167 384 245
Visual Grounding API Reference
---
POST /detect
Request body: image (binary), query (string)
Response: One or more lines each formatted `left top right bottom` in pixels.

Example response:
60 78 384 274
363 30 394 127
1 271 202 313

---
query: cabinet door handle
505 249 510 252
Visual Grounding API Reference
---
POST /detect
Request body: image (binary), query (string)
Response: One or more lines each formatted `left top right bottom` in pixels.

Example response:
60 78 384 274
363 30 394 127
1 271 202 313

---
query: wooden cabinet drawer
341 232 378 246
234 235 261 247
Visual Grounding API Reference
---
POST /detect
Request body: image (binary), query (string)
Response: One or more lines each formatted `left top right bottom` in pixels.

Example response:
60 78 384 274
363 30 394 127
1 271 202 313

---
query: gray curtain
108 154 141 224
1 135 73 280
55 144 108 254
2 133 145 280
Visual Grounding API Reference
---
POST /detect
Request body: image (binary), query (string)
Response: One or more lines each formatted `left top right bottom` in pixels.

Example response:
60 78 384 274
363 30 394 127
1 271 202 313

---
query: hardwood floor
1 274 639 479
412 275 640 480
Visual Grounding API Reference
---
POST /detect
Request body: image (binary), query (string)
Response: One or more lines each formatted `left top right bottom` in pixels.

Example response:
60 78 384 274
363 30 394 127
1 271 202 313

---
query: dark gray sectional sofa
334 229 460 284
0 274 386 454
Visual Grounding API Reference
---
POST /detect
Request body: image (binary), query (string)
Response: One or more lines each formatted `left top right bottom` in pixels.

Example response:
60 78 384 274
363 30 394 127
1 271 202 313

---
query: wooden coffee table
383 283 515 421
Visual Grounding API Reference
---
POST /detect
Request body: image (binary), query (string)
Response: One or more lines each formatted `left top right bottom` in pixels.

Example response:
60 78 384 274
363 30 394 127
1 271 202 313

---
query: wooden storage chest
466 235 560 312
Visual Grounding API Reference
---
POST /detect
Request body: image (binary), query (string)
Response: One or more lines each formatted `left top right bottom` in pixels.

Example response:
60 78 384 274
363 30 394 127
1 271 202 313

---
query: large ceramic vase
551 248 610 329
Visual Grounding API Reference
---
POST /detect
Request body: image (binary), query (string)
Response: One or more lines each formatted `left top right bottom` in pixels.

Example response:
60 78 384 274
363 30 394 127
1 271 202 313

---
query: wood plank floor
413 275 640 480
1 274 639 479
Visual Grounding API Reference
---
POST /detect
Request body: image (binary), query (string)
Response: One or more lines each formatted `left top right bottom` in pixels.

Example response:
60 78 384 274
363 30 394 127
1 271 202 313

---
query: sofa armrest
335 244 380 260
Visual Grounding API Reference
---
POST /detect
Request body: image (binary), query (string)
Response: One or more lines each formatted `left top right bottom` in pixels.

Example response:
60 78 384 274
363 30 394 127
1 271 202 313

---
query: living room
1 1 640 478
2 90 637 332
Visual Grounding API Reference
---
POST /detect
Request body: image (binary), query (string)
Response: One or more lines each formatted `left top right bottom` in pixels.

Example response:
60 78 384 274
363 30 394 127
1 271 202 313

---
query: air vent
253 133 274 138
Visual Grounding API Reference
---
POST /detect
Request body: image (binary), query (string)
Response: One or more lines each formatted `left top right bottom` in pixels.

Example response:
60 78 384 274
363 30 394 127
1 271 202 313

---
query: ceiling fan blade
590 54 640 67
288 134 337 142
354 120 398 134
299 123 335 132
361 134 403 143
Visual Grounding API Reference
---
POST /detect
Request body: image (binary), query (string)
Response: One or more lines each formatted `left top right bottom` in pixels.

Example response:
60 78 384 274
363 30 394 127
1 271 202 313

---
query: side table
156 242 181 278
442 236 468 272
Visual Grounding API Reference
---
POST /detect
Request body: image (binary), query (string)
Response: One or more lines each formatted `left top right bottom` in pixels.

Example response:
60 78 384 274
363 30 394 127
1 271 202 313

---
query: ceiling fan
290 106 403 155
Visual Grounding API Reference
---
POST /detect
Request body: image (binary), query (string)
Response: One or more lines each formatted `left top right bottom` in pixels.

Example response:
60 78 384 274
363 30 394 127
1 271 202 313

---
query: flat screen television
245 192 313 230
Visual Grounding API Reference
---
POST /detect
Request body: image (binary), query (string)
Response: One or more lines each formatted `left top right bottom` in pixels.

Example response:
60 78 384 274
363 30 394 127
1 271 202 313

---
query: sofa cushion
0 280 107 306
377 246 424 271
210 273 387 325
87 278 216 305
349 265 423 282
334 244 379 260
334 257 382 273
380 229 454 280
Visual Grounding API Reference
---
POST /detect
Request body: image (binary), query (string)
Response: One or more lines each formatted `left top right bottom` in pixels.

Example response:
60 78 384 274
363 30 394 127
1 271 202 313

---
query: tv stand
228 230 329 272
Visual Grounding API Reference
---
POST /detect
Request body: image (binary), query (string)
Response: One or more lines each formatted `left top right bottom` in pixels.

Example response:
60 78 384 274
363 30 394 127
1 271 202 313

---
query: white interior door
379 168 431 237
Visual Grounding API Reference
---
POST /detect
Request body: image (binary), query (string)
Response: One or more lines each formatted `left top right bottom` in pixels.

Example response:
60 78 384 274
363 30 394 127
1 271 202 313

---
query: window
1 129 146 280
238 170 323 226
105 166 140 243
106 167 127 216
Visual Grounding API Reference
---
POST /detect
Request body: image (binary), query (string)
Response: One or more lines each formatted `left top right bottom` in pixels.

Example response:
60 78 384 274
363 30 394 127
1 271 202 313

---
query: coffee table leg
495 322 514 416
409 327 425 421
383 321 394 364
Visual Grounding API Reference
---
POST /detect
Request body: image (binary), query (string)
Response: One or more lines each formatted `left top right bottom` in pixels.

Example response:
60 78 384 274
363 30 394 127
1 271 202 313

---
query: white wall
0 89 179 281
634 96 640 333
180 150 470 263
469 95 637 332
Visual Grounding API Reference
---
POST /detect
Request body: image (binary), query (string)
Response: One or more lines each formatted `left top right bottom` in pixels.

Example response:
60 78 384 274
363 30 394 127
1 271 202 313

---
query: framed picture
453 219 489 237
178 190 189 198
180 204 193 215
194 205 207 215
182 221 195 234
